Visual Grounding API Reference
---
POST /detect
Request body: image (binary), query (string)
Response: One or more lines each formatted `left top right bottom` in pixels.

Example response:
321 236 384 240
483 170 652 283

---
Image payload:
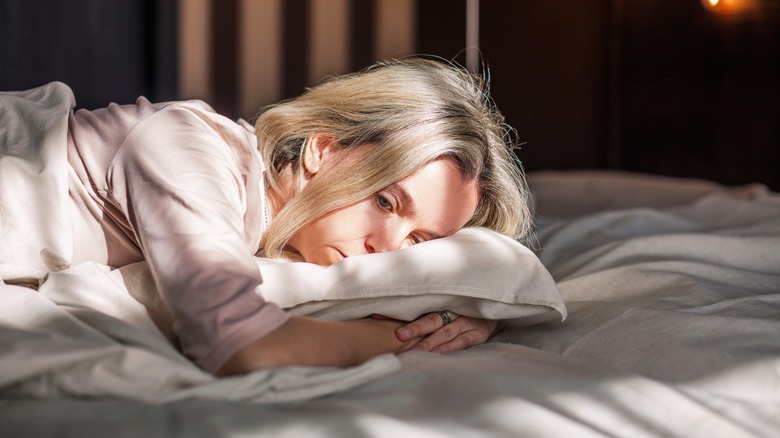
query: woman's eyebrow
391 182 416 215
392 182 445 240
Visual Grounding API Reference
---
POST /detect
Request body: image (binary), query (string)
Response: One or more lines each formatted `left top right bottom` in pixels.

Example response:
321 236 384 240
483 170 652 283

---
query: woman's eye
410 235 424 245
377 194 393 211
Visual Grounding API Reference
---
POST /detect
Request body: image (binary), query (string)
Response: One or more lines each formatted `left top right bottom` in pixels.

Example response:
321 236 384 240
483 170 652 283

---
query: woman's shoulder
112 98 262 185
143 98 256 150
71 96 227 142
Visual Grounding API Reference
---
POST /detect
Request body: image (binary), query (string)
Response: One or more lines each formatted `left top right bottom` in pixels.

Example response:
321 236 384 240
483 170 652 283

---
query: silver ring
437 310 452 326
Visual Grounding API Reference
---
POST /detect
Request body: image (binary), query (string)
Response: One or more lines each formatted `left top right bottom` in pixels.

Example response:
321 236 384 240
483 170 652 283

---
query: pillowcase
255 227 566 322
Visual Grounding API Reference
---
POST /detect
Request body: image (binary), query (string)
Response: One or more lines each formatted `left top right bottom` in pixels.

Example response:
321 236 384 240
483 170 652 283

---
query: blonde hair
254 57 532 259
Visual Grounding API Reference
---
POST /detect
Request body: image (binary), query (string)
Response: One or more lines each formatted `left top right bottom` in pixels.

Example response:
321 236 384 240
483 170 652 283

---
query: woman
0 57 532 376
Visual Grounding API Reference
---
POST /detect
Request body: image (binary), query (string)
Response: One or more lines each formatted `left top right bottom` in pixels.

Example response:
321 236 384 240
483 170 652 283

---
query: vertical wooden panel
417 0 466 63
376 0 417 60
309 0 350 85
465 0 480 72
149 0 179 102
211 0 239 118
283 0 310 100
607 0 624 169
351 0 376 70
240 0 282 119
179 0 212 102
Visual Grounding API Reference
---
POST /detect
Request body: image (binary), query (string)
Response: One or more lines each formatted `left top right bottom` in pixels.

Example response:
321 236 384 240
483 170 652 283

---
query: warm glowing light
701 0 760 14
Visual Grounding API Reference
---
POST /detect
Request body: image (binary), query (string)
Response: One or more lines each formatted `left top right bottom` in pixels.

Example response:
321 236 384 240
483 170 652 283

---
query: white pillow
255 227 566 322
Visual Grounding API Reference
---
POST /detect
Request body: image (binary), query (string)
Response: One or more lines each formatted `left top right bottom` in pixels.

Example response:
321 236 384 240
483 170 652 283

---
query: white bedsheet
2 170 779 437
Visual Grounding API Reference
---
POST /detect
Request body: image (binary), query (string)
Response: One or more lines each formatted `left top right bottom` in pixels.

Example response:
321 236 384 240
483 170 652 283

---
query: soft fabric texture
1 82 561 376
260 227 565 321
124 227 566 336
0 227 565 404
2 170 778 437
0 82 565 404
1 82 289 373
0 81 75 282
0 225 565 402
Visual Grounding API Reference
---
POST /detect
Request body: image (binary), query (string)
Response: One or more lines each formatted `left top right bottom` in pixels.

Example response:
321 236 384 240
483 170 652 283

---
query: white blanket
0 226 565 403
2 170 778 437
0 84 564 403
2 84 779 435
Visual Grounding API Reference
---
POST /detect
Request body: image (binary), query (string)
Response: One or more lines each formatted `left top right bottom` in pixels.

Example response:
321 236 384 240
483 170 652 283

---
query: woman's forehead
393 158 479 236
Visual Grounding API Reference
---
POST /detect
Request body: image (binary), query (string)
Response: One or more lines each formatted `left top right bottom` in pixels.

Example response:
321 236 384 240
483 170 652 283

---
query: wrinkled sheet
0 82 563 396
2 170 779 437
0 82 555 407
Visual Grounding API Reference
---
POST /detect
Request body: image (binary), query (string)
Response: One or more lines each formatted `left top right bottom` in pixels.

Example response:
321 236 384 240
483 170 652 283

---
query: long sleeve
105 104 289 373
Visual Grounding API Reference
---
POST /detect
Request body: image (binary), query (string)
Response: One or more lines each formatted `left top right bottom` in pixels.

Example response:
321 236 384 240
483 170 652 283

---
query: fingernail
396 328 411 340
410 345 426 351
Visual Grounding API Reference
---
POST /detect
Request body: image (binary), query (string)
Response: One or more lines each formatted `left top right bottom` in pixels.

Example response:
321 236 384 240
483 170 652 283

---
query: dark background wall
616 0 780 189
0 0 178 109
420 0 780 190
2 0 778 190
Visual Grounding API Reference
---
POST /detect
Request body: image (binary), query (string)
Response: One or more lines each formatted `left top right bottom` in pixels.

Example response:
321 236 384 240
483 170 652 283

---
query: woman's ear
302 134 336 176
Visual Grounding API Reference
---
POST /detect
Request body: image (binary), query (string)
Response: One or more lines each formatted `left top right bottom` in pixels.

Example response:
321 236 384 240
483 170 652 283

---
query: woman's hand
394 312 499 353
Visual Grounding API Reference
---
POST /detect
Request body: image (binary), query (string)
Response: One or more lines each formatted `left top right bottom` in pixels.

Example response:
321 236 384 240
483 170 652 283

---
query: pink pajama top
66 97 290 373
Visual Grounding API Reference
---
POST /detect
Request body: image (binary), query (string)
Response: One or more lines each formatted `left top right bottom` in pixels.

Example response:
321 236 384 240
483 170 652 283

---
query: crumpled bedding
0 84 388 403
0 83 564 404
2 170 778 437
0 226 565 403
2 84 779 435
0 264 401 403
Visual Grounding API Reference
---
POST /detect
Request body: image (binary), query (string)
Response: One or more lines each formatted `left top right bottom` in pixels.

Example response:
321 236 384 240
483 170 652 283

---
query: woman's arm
218 313 500 375
218 316 420 375
109 105 291 373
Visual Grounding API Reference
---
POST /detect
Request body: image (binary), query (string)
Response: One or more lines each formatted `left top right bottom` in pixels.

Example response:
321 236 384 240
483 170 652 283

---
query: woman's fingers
409 318 463 351
396 311 459 341
429 326 490 353
409 317 498 353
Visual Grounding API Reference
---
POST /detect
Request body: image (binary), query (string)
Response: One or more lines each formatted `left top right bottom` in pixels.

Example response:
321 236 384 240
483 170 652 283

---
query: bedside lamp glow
701 0 759 14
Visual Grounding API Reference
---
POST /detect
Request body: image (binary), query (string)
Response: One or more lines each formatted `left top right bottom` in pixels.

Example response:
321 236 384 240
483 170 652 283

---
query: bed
1 169 777 437
2 88 779 437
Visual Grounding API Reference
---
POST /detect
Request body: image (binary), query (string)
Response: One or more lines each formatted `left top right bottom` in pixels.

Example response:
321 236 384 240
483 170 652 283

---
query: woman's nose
365 227 406 254
365 238 396 254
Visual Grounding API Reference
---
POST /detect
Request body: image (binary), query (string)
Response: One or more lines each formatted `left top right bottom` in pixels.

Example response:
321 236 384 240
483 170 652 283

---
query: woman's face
285 150 480 266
